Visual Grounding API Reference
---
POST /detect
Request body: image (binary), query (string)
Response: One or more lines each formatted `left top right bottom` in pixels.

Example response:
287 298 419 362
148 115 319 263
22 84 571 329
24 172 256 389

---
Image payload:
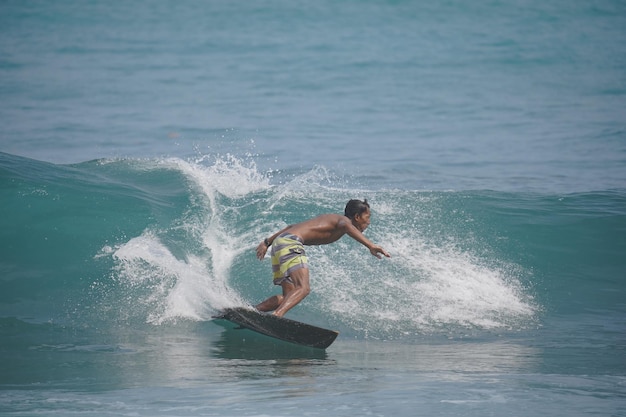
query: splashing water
105 155 537 335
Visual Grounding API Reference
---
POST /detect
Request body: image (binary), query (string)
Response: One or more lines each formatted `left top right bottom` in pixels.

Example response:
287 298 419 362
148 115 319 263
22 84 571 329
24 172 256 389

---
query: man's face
354 209 371 232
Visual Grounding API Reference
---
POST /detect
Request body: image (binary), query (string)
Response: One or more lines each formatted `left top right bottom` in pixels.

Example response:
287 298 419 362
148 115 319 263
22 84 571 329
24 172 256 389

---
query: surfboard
213 307 339 349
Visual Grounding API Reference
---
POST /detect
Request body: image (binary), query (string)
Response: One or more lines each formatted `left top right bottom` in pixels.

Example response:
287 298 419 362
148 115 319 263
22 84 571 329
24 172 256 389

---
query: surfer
255 199 390 317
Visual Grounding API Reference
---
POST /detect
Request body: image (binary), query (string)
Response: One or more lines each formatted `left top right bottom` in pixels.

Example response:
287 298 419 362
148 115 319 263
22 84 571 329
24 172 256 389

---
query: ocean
1 0 625 416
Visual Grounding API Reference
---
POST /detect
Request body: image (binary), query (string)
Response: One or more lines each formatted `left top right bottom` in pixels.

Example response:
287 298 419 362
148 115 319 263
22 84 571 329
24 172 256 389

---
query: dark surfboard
213 307 339 349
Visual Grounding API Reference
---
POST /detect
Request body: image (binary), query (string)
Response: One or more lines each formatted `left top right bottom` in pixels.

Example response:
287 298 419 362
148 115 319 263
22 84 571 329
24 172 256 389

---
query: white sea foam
112 231 245 324
110 155 270 324
313 211 537 336
108 157 537 334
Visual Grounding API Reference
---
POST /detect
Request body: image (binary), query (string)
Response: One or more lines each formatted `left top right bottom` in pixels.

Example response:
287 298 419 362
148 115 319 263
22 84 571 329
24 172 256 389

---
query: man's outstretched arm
340 220 391 259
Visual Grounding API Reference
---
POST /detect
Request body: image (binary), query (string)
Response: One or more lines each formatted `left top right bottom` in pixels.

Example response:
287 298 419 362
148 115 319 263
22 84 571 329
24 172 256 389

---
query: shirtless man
255 199 390 317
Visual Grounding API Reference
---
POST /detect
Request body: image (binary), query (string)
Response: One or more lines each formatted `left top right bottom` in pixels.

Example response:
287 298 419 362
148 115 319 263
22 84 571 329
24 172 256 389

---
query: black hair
344 199 370 219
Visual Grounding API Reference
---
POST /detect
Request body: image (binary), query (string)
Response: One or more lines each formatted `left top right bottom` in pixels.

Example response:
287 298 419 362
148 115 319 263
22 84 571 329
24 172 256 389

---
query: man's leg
255 295 282 312
273 268 310 317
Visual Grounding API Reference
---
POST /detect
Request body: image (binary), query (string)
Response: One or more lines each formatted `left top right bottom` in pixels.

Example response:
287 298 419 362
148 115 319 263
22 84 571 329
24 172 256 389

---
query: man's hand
370 245 391 259
256 241 269 260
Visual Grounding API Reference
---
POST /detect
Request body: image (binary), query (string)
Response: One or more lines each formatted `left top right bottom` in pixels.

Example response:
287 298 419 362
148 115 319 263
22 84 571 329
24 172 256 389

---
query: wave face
2 152 624 340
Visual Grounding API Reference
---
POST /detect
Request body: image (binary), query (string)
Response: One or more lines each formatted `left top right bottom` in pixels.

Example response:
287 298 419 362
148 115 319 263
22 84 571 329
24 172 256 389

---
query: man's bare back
282 214 360 246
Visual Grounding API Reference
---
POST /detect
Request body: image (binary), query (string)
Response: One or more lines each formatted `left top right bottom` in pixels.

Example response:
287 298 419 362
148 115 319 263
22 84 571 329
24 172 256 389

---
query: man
255 199 390 317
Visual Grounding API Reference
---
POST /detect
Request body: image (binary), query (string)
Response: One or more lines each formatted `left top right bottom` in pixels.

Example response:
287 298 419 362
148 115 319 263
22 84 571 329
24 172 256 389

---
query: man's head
345 199 371 232
344 199 369 219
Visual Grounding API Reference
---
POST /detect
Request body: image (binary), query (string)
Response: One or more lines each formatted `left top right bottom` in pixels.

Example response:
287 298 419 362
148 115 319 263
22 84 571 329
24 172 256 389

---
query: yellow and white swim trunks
271 233 309 285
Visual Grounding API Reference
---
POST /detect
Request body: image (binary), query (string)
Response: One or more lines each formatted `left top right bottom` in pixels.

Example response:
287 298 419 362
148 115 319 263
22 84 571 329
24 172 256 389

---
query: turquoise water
1 1 625 416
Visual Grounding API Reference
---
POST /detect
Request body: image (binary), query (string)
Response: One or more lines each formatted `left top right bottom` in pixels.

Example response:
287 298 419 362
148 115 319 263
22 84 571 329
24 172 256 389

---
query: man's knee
291 268 310 285
302 283 311 295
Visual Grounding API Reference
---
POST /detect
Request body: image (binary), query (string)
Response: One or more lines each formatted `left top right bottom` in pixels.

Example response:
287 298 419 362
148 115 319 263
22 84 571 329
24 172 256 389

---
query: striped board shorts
271 233 309 285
